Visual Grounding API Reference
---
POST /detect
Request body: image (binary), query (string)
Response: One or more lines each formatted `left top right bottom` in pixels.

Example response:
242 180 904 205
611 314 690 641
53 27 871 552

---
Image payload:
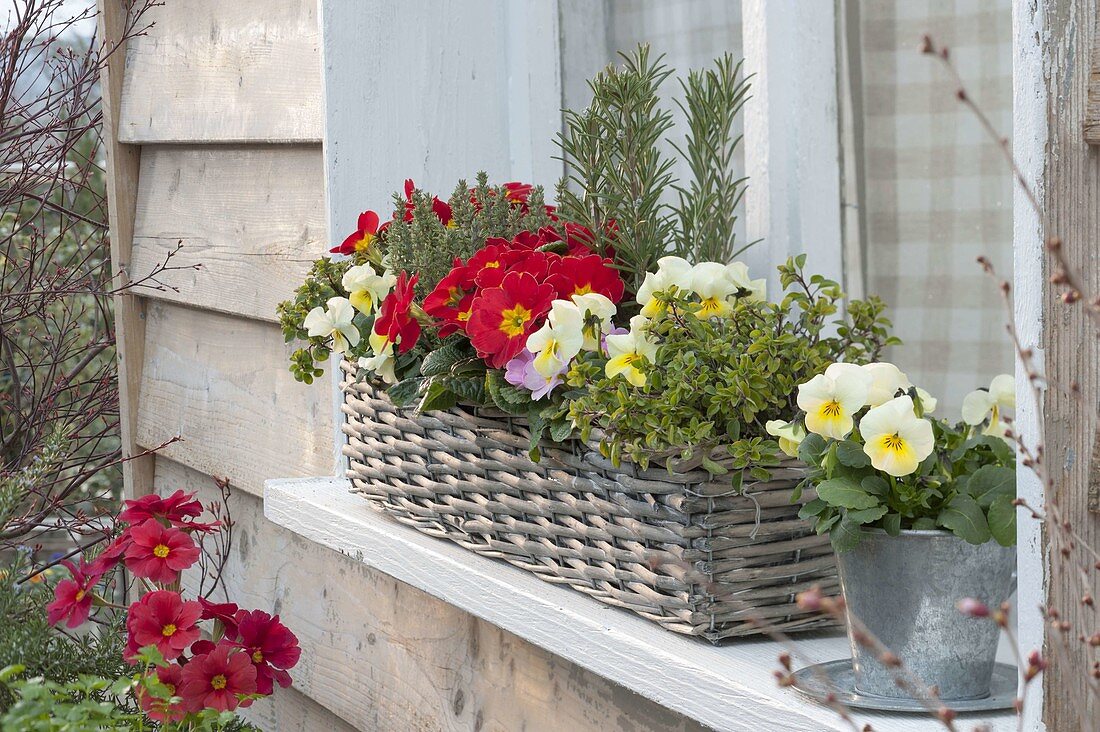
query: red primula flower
423 264 476 337
199 597 245 640
46 561 96 628
141 662 186 724
400 179 454 227
503 181 533 204
118 489 219 533
467 271 555 368
179 643 258 713
126 590 202 662
86 534 130 577
330 210 381 256
124 519 200 584
373 271 420 353
232 610 302 695
467 243 525 289
547 254 625 303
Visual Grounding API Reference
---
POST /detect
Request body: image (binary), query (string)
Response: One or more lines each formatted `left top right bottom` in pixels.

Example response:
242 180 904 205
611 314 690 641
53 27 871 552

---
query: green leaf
701 456 729 476
988 495 1017 547
549 417 573 442
418 379 458 412
847 505 888 524
419 343 467 376
912 517 938 530
798 498 827 519
951 435 1014 464
815 477 880 510
442 375 487 405
860 475 889 497
938 494 992 544
387 377 425 407
965 465 1016 508
527 410 548 453
830 517 862 553
836 440 871 468
883 512 902 536
798 433 827 464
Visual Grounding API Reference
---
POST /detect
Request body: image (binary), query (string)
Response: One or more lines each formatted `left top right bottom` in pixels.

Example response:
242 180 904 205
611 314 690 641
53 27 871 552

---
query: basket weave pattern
340 361 840 641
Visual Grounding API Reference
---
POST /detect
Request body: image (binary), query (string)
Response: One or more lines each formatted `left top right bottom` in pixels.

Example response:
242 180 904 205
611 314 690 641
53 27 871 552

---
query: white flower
303 296 360 354
690 262 740 318
962 374 1015 438
860 395 935 477
766 419 806 458
526 300 584 377
342 266 396 315
572 292 617 351
636 256 694 317
724 261 767 301
359 331 396 384
605 314 658 387
859 362 911 407
797 370 870 440
914 387 937 415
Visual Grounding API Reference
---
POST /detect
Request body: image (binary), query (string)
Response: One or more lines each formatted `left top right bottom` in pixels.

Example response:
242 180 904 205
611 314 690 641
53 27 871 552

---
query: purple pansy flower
504 349 567 400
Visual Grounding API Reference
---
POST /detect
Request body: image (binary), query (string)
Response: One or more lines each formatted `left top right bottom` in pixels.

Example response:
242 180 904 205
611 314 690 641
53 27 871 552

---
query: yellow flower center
165 683 175 696
695 297 728 318
574 283 593 296
161 624 177 637
457 310 471 322
354 232 375 253
153 544 170 558
445 287 466 307
252 650 264 663
446 220 458 229
210 674 227 690
484 260 501 269
820 400 843 418
880 433 907 453
74 590 86 602
498 304 532 336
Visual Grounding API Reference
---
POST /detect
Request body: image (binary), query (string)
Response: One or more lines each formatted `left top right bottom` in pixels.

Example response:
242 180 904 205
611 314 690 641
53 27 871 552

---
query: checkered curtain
604 0 1014 416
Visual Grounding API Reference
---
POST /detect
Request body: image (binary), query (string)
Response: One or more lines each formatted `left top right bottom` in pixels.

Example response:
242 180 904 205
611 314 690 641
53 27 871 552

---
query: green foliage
567 258 896 479
276 256 347 383
556 45 754 295
800 417 1017 551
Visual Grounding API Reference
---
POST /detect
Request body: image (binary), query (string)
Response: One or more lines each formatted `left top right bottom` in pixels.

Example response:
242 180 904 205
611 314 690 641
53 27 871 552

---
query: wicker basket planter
340 361 840 641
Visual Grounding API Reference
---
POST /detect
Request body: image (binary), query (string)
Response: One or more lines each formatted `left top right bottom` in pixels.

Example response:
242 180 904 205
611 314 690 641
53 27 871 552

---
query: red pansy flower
467 271 555 368
547 254 625 303
179 643 257 713
374 271 420 353
231 610 301 695
46 560 96 629
199 597 245 640
126 590 202 662
423 264 476 337
124 519 200 584
141 662 186 724
330 210 381 256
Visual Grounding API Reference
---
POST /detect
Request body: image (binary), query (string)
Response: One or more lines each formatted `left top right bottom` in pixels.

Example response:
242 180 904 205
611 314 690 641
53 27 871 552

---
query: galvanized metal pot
835 529 1015 700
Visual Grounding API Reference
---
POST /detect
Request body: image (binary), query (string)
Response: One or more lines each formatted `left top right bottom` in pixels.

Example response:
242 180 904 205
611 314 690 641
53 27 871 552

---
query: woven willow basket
340 361 840 641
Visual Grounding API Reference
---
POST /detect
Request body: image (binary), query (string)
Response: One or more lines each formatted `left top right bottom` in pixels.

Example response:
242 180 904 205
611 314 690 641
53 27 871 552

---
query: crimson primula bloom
232 610 302 695
503 181 533 204
400 179 454 227
423 264 476 337
467 271 554 368
374 271 420 353
127 590 202 662
199 597 245 640
179 643 258 713
330 210 381 256
46 560 96 629
141 662 186 724
86 534 129 577
467 243 526 289
119 489 219 534
547 254 625 303
124 519 200 584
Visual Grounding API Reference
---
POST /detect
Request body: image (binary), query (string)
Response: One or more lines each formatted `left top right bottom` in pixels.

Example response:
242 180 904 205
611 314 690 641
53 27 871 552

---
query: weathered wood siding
101 1 705 729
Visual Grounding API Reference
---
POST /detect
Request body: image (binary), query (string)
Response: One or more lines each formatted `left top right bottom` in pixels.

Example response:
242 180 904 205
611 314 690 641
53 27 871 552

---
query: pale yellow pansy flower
303 296 360 354
724 261 767 302
342 266 396 315
605 315 658 387
766 419 807 458
797 371 869 440
636 256 694 317
526 300 584 378
961 374 1015 437
690 262 740 318
914 387 938 415
572 292 617 352
860 395 935 477
859 362 911 407
359 331 396 384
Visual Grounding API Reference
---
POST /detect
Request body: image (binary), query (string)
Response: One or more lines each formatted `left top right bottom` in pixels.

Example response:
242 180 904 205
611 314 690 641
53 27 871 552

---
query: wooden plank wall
101 1 705 729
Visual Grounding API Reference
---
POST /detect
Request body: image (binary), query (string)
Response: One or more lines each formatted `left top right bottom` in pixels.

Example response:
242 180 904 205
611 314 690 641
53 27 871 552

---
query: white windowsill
264 477 1018 732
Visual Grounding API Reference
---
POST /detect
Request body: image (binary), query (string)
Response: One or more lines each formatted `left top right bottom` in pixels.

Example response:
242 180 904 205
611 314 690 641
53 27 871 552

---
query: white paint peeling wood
1011 0 1048 728
119 0 323 143
131 146 325 323
741 0 845 295
265 477 1017 732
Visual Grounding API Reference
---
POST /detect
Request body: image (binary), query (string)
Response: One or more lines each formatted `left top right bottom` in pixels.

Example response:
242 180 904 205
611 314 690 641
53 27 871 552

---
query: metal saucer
790 660 1018 713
